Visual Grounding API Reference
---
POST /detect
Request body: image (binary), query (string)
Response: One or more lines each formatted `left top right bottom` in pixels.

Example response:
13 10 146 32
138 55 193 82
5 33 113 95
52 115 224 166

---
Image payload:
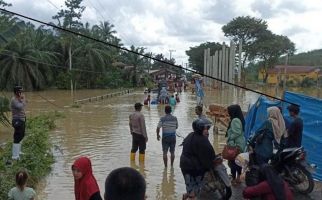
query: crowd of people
7 85 303 200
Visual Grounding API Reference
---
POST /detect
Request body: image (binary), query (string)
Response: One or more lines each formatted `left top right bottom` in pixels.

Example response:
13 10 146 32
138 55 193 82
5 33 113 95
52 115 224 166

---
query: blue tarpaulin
244 91 322 181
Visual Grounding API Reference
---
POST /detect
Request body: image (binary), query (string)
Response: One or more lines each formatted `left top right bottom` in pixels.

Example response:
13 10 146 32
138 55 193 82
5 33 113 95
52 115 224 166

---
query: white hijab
267 106 286 144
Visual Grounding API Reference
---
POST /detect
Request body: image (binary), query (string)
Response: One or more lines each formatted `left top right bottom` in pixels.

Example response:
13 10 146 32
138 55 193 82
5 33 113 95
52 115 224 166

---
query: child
72 157 102 200
144 94 151 105
175 93 180 103
169 95 176 113
8 169 36 200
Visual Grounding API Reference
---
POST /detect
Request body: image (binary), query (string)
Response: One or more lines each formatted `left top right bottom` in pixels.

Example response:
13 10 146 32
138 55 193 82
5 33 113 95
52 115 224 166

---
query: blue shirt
157 114 178 137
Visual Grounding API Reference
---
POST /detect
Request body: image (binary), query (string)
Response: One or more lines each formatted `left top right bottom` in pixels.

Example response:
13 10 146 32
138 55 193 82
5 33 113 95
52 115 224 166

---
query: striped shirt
157 114 178 137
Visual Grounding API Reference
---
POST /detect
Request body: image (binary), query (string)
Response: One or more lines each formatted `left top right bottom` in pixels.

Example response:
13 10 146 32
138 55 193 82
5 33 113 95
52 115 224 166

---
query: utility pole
169 49 176 61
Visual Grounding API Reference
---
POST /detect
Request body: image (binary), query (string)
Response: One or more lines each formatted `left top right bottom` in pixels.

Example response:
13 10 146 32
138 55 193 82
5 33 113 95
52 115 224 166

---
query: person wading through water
156 105 178 167
129 103 148 162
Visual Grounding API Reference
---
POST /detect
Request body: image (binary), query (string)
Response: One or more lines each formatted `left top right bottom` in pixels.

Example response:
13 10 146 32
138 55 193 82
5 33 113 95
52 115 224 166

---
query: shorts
131 133 146 154
162 136 176 154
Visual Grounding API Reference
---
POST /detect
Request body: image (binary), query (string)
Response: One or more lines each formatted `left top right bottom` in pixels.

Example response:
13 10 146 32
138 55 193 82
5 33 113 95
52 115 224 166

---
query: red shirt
243 181 293 200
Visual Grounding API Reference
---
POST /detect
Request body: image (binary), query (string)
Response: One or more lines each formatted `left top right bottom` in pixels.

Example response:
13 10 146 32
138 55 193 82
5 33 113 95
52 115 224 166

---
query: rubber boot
139 153 145 162
17 143 24 155
12 143 20 160
130 152 136 161
18 143 24 155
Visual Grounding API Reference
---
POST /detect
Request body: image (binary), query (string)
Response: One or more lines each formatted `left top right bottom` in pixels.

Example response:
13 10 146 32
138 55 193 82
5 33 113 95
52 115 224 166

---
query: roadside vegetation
0 112 62 199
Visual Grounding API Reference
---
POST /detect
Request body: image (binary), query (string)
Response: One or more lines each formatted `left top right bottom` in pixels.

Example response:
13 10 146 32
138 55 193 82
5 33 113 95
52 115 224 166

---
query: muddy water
0 87 319 200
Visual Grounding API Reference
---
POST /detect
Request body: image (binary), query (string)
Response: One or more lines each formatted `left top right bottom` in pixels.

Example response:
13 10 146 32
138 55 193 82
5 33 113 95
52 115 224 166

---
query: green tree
0 25 57 90
222 16 268 82
248 30 295 83
185 42 222 72
52 0 85 90
222 16 268 62
121 45 146 86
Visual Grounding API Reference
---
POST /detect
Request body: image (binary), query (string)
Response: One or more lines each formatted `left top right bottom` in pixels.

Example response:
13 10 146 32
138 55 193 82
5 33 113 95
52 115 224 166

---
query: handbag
222 145 240 160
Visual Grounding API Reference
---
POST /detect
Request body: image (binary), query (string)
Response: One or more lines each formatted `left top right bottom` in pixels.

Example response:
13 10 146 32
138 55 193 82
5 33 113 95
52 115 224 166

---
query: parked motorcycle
270 146 316 194
247 136 316 194
202 155 232 200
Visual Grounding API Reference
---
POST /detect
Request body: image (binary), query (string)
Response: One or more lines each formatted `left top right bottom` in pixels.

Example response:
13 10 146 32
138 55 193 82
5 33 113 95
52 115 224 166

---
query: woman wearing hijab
226 104 246 185
72 157 102 200
252 106 286 165
180 119 216 200
243 164 293 200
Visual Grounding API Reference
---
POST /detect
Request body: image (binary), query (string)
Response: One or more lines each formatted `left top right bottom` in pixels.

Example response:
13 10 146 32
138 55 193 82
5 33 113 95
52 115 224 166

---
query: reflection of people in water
156 168 175 200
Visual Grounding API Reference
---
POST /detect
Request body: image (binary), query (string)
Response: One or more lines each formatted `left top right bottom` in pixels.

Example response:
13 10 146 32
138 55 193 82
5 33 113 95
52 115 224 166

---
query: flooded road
0 87 320 199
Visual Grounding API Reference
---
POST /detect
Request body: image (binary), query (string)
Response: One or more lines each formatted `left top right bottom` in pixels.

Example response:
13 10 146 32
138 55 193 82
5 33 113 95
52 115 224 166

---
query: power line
0 52 103 74
0 8 299 106
45 0 60 10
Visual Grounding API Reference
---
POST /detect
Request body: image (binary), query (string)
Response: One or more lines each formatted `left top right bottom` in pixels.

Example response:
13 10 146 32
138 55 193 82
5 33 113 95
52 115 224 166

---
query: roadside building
258 65 321 85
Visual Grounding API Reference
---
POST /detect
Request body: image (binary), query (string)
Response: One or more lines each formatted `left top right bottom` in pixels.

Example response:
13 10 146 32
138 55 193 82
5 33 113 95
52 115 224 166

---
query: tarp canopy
244 91 322 181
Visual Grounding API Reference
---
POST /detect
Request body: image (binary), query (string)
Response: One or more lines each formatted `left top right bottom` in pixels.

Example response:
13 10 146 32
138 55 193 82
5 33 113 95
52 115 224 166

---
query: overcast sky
5 0 322 65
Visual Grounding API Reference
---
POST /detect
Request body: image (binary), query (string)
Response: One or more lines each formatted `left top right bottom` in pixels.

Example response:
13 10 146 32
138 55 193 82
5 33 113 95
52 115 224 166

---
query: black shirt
180 132 216 173
89 192 102 200
287 117 303 148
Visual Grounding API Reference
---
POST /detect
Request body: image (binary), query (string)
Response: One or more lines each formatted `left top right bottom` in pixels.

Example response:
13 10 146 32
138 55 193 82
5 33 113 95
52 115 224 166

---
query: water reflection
156 168 176 200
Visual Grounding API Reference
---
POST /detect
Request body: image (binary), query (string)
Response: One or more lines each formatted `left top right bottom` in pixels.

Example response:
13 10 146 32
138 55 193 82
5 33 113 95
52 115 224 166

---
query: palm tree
121 45 146 86
0 26 58 90
92 21 116 42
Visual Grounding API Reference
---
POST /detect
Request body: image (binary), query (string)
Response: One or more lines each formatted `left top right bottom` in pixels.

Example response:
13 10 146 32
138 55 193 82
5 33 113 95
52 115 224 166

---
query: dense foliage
279 49 322 66
185 42 223 72
0 96 10 125
186 16 295 83
0 112 62 199
0 0 157 91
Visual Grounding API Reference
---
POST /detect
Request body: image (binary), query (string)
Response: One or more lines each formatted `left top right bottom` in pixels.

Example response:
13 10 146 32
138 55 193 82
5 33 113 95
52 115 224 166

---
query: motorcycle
247 136 316 194
201 155 232 200
270 146 316 194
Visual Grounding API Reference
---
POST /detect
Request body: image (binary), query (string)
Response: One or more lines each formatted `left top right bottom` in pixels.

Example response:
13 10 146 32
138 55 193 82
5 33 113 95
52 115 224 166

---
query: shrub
0 112 62 199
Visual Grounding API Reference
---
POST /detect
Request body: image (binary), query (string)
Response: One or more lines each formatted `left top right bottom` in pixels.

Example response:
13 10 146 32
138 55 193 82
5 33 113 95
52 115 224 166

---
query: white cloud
5 0 322 65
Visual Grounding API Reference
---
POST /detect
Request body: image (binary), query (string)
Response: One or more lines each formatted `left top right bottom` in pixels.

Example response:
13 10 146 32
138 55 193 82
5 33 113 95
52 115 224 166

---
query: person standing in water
129 103 148 162
169 95 176 113
10 85 26 160
157 105 178 167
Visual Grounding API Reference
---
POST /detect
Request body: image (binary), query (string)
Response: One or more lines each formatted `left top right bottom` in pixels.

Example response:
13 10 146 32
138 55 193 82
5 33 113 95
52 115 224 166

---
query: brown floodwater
0 87 320 200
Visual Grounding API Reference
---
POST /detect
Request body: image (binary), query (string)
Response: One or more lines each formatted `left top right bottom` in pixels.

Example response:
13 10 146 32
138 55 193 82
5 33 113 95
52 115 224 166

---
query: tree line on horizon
0 0 181 91
186 16 297 83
